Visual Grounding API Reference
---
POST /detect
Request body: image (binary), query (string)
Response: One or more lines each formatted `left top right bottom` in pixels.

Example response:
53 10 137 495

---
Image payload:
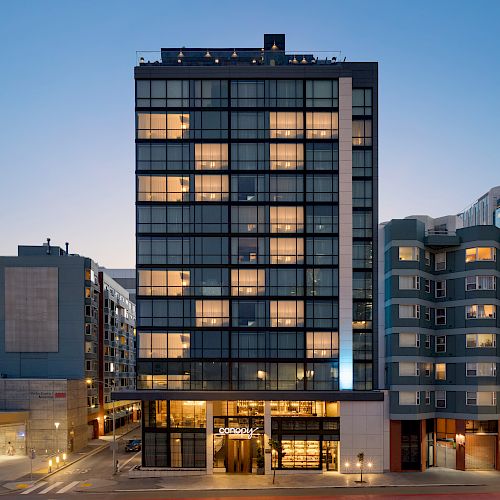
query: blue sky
1 0 499 267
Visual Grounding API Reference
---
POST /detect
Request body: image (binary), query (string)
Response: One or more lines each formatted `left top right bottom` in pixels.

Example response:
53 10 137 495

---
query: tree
268 438 284 484
356 452 365 483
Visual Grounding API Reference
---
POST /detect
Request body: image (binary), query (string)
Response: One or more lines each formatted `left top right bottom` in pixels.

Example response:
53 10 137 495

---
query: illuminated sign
218 427 260 439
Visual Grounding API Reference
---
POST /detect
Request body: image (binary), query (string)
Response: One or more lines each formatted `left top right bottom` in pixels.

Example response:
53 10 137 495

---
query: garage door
465 435 496 470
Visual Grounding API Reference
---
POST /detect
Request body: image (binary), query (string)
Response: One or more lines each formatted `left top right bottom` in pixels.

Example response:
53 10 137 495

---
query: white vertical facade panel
338 77 353 390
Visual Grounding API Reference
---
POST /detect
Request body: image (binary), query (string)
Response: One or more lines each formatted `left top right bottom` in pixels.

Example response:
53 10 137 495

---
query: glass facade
136 77 375 392
134 40 377 470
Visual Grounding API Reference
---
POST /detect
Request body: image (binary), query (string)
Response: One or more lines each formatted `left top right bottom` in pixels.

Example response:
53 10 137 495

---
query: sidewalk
115 468 500 492
0 424 140 484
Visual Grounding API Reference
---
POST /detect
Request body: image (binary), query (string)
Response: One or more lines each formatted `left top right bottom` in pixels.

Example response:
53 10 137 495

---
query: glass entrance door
322 440 338 471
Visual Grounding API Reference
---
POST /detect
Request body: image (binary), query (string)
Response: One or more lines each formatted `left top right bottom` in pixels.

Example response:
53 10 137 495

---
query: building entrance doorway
227 438 252 473
323 440 339 471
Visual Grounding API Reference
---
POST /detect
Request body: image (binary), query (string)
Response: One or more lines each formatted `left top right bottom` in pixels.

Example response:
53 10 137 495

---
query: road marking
20 482 46 494
118 450 141 471
38 482 64 494
56 481 80 494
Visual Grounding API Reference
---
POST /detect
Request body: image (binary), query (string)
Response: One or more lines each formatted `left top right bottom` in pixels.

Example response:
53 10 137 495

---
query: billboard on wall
495 207 500 228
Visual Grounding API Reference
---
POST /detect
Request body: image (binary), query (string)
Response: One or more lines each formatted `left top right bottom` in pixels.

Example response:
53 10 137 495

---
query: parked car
125 439 141 452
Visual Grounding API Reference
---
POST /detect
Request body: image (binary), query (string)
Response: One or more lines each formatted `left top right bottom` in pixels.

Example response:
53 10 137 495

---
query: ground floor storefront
390 418 500 472
88 401 142 439
137 398 388 474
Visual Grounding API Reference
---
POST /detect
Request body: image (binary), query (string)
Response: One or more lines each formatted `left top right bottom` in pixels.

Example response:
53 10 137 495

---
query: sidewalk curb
0 425 140 495
115 482 486 493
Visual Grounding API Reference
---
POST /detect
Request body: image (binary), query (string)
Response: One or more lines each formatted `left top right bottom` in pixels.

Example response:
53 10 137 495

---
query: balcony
424 229 459 247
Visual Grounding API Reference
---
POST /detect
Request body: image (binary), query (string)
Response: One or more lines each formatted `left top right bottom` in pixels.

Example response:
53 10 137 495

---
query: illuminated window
270 301 304 327
269 112 303 139
195 144 228 170
138 332 190 358
137 112 166 139
270 207 304 233
352 119 372 146
398 246 419 261
465 247 496 262
194 175 229 201
195 300 229 327
466 333 496 348
269 144 304 170
306 112 338 139
138 270 190 296
231 269 265 296
137 175 189 202
270 238 304 264
167 113 190 139
466 304 496 319
435 363 446 380
306 331 338 358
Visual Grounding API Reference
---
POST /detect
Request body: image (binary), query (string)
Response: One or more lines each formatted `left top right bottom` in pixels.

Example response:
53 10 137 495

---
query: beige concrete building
0 379 87 454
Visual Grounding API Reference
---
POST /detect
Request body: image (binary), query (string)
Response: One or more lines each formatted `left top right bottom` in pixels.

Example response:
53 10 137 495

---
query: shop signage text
218 427 260 439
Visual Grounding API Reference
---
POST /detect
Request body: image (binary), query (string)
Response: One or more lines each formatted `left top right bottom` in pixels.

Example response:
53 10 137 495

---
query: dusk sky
1 0 499 268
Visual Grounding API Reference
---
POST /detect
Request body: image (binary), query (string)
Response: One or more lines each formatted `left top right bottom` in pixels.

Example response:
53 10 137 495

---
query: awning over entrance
111 390 384 402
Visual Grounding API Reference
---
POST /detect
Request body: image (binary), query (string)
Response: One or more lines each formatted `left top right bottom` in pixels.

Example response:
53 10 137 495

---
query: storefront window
271 401 326 416
170 401 206 428
280 435 321 469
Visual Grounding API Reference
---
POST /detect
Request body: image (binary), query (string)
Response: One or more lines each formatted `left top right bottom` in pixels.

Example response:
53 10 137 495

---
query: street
4 426 500 498
4 438 500 499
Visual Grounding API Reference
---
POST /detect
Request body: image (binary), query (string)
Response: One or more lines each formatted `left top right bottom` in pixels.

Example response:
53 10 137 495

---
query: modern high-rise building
381 215 500 471
104 268 137 303
459 186 500 229
0 242 138 453
120 34 388 474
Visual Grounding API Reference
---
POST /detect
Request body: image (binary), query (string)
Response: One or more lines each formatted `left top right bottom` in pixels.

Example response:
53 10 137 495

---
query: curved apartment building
382 216 500 471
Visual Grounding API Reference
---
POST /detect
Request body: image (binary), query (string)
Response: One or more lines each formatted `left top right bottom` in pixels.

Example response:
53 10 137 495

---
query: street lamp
54 422 60 453
86 378 117 475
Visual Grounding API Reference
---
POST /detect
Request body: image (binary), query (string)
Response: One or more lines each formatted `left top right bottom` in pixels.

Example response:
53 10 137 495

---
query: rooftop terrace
137 33 343 67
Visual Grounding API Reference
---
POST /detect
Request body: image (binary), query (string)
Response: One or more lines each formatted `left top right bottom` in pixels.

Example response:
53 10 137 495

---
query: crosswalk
20 480 81 495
